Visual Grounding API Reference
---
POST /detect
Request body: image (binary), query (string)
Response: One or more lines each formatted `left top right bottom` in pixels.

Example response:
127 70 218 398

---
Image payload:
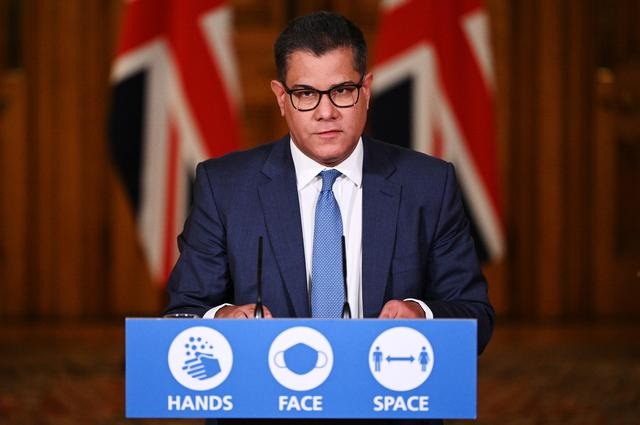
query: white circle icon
369 327 434 391
167 326 233 391
268 327 333 391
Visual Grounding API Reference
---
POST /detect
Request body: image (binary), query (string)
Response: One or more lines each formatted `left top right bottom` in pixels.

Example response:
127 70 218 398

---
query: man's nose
314 93 338 119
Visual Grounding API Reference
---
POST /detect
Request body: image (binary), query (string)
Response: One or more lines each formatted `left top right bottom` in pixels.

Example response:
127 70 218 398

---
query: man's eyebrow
289 80 358 90
289 84 317 90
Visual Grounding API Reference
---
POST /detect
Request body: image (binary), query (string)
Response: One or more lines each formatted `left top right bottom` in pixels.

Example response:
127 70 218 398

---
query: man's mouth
316 129 342 137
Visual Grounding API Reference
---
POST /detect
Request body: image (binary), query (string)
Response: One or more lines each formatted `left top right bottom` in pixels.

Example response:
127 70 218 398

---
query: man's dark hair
274 11 368 83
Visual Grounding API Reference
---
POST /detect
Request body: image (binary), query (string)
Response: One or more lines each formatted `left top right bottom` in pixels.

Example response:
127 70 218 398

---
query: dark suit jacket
166 136 493 425
166 135 493 351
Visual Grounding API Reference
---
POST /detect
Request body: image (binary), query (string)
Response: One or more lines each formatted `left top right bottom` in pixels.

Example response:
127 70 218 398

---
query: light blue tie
311 170 344 318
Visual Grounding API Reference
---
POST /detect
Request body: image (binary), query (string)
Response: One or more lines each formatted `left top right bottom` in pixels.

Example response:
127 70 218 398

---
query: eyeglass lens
290 85 360 111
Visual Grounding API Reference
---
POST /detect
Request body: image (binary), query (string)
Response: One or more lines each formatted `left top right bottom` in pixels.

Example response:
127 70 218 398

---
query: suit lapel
361 139 401 317
258 138 310 317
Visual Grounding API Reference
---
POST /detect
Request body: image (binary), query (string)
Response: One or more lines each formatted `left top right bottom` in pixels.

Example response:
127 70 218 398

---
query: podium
125 318 477 419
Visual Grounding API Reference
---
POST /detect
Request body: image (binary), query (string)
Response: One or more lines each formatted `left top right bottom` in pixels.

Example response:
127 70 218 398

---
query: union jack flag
108 0 241 283
369 0 504 261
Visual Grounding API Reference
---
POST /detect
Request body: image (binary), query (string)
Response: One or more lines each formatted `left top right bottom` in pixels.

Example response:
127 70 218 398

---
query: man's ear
361 72 374 110
270 80 287 116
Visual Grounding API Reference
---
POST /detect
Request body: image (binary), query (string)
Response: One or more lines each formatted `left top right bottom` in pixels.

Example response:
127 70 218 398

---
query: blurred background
0 0 638 424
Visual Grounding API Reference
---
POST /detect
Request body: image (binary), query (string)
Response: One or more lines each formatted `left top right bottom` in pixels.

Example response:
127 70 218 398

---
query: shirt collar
290 137 363 190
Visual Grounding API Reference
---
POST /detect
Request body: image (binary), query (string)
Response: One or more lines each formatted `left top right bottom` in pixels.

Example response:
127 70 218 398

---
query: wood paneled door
594 62 640 319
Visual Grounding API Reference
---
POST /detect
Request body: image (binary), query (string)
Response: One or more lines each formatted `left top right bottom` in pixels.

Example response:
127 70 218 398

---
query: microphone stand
254 236 264 318
341 236 352 319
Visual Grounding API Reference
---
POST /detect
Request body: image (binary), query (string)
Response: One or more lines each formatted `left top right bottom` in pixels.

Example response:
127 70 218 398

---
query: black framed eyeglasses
282 76 364 112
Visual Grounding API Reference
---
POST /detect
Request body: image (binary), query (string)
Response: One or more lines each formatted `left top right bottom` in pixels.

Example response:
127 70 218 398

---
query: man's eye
332 85 356 95
294 90 317 98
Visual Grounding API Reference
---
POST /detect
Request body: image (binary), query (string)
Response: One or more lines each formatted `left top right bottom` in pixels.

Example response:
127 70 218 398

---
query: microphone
254 236 264 318
341 235 352 319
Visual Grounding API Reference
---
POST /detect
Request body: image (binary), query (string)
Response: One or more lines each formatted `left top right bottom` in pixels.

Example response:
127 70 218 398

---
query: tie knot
319 169 341 192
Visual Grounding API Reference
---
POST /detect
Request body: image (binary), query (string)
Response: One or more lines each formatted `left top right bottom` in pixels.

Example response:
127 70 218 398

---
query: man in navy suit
165 11 493 356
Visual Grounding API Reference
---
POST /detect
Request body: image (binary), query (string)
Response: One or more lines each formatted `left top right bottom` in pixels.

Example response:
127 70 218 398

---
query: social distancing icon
369 327 434 391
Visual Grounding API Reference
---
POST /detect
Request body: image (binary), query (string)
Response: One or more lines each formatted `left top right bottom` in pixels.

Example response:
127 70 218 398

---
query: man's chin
315 151 348 167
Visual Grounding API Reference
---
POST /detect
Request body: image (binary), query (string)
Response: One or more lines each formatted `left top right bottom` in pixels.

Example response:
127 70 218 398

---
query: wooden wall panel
536 0 564 317
593 62 640 318
593 71 616 317
233 1 284 148
505 0 539 318
56 0 84 317
3 0 166 319
564 0 595 318
498 0 603 320
0 72 29 316
79 0 110 317
30 0 57 317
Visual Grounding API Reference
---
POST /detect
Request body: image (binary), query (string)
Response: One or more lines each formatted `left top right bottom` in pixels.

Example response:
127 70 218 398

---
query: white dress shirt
290 137 364 317
203 137 432 319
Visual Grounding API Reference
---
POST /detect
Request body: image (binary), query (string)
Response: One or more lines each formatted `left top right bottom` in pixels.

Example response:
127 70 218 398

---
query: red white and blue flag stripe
109 0 241 283
369 0 504 261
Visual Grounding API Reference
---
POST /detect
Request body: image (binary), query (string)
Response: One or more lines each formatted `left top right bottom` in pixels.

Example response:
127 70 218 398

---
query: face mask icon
274 343 328 375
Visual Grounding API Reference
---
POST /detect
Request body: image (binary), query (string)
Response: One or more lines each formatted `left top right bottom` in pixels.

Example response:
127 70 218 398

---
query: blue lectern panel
126 318 476 419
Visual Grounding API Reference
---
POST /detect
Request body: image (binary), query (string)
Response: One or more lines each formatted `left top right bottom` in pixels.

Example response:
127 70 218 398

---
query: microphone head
340 235 351 319
254 303 264 319
341 302 351 319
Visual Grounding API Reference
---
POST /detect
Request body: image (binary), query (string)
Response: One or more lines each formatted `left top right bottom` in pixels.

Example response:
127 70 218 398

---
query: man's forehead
283 48 359 82
290 46 355 59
